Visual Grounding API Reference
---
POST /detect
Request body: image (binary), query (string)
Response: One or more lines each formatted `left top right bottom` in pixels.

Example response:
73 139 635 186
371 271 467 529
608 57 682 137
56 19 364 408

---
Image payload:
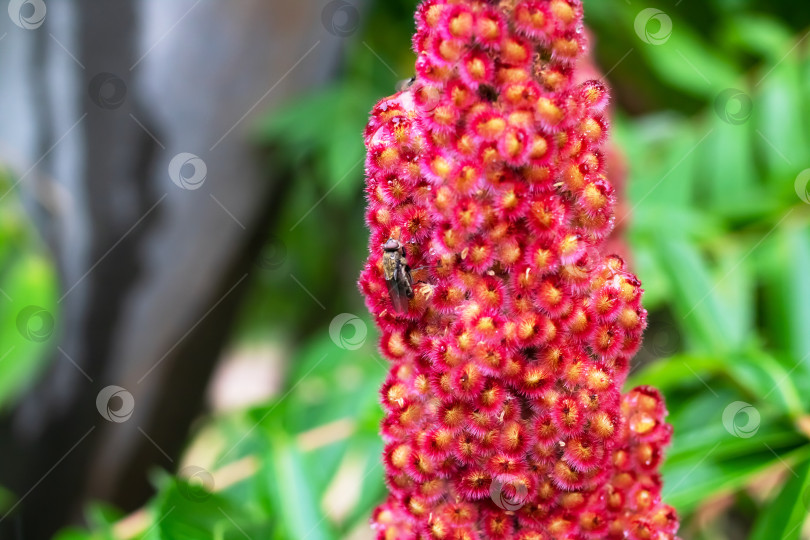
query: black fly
382 238 414 313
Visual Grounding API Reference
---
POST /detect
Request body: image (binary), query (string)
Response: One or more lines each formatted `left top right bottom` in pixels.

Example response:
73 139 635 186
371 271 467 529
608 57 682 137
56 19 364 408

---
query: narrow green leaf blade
750 456 810 540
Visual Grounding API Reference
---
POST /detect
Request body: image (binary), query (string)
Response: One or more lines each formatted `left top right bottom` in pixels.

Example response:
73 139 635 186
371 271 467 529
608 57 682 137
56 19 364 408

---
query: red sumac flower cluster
359 1 679 538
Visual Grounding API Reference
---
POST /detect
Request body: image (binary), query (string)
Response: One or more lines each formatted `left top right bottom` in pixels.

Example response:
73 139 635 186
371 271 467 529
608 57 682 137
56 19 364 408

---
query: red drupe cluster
358 1 679 538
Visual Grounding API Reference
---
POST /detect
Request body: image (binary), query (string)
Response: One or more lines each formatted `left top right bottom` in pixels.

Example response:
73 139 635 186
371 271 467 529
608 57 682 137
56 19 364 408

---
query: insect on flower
396 76 416 92
360 1 678 537
382 238 414 313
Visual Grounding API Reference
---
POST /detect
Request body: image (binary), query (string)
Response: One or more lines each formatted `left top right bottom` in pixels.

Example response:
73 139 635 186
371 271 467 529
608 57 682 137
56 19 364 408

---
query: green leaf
255 88 342 150
83 503 123 540
750 456 810 540
627 353 725 392
760 224 810 366
665 444 810 514
730 351 804 418
0 252 59 408
754 62 809 181
0 484 14 514
633 13 740 99
53 530 97 540
720 14 794 63
265 434 334 540
653 237 740 352
149 472 274 540
339 438 386 529
698 119 760 217
628 352 793 414
323 86 378 204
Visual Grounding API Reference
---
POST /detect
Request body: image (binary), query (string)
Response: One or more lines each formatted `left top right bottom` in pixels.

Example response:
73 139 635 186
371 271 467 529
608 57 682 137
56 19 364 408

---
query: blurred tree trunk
0 1 352 537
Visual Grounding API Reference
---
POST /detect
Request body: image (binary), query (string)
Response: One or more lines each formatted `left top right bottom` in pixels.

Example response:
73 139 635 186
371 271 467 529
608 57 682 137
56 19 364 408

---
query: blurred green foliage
0 170 58 413
2 0 810 539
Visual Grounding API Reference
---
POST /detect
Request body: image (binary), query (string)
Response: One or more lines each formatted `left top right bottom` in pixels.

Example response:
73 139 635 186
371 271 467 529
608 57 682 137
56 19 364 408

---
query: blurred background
0 0 809 539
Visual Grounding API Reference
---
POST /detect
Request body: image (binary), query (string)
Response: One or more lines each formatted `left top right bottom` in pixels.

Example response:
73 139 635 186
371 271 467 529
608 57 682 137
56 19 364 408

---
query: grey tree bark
0 1 350 537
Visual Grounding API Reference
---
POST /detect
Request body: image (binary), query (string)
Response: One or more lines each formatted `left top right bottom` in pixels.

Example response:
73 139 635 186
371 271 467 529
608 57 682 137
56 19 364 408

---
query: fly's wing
386 277 410 313
383 251 409 313
399 260 414 299
396 76 415 92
